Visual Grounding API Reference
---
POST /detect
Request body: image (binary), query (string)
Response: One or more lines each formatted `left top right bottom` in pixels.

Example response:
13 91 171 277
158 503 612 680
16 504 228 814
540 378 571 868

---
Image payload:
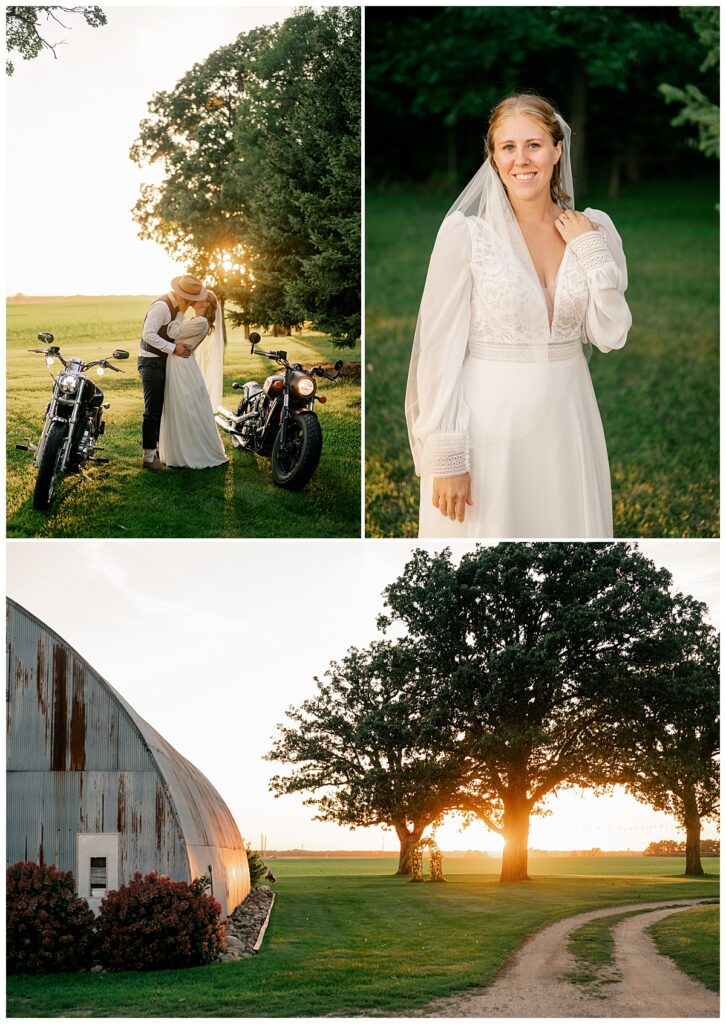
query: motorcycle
17 331 130 510
215 332 343 490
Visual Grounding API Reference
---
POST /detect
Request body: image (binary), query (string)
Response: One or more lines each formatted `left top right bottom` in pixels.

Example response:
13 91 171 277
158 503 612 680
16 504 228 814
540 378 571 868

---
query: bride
158 290 228 469
406 93 632 538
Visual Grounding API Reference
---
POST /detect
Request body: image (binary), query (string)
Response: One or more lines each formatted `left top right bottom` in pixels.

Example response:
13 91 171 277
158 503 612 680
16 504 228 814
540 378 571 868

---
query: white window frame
76 833 120 914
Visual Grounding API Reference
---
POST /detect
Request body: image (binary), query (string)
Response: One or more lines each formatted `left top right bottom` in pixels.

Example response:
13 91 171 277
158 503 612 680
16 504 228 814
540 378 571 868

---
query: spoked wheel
33 420 66 511
271 413 322 490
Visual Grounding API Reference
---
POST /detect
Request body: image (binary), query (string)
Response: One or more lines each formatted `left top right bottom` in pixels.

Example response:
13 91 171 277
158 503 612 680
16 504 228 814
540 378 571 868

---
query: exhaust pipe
215 413 238 435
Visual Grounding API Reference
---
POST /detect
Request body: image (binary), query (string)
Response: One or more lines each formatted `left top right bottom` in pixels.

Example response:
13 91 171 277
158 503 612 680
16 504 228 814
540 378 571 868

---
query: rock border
218 886 276 964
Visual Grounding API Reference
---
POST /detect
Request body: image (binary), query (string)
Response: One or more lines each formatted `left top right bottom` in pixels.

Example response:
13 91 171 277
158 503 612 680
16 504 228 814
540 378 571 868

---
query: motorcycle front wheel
33 420 67 511
271 412 322 490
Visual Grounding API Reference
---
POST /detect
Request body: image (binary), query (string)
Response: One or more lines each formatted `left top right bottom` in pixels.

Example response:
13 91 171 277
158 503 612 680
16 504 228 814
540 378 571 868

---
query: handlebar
249 344 344 382
28 346 128 372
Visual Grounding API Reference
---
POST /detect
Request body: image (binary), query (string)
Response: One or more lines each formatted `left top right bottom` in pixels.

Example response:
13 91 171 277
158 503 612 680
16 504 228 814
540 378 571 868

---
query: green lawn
650 904 720 993
365 179 719 537
6 297 361 537
7 855 719 1018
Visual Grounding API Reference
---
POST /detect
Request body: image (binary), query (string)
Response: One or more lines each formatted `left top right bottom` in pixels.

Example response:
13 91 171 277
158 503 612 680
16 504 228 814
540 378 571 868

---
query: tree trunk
394 822 424 876
683 790 704 877
220 298 228 345
608 156 621 201
569 65 588 199
500 794 531 882
447 122 457 184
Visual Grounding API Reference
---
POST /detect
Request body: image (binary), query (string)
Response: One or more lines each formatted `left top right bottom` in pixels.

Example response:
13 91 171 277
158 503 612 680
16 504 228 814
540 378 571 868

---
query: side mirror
250 332 261 346
334 360 344 371
112 350 129 360
38 331 54 344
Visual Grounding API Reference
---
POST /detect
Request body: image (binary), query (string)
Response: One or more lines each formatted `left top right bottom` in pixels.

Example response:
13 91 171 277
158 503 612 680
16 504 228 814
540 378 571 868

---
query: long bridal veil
195 302 224 409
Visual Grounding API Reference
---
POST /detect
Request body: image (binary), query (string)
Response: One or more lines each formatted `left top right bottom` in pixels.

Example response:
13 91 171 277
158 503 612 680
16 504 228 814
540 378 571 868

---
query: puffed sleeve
569 209 632 353
166 316 209 349
406 212 472 477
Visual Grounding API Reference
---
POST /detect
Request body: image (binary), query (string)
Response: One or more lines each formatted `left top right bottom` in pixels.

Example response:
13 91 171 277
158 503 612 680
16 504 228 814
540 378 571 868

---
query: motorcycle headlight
58 373 79 393
294 376 316 398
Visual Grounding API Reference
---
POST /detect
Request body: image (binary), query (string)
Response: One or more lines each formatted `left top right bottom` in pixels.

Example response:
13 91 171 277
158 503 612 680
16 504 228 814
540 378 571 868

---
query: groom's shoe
142 454 166 471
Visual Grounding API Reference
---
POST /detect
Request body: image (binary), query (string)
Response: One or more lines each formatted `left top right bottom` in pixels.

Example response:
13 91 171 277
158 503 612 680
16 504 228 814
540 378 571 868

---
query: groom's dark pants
138 356 167 450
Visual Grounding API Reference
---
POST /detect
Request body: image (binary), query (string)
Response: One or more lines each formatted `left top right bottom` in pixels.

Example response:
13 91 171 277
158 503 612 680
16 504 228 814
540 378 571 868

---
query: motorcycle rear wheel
271 412 322 490
33 420 66 511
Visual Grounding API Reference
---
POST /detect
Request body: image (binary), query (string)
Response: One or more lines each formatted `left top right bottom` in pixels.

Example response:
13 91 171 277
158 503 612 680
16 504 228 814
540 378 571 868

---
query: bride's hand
554 210 596 243
174 343 192 358
432 473 473 522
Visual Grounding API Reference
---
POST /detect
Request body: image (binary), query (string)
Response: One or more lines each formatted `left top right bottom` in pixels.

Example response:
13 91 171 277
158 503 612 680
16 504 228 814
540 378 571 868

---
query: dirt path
410 898 718 1018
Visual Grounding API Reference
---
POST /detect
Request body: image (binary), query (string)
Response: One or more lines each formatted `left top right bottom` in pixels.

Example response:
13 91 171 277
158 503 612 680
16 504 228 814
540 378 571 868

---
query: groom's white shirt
139 293 184 358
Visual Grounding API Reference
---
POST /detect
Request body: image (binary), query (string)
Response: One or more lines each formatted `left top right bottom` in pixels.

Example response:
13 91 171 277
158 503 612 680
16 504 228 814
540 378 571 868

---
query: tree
380 542 694 883
132 8 360 346
267 641 463 875
6 6 106 76
366 8 710 194
615 595 719 876
130 26 273 336
228 7 361 345
659 7 720 159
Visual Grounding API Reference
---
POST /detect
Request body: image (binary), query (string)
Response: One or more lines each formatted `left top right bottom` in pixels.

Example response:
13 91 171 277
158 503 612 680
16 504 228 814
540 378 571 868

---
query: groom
138 274 208 470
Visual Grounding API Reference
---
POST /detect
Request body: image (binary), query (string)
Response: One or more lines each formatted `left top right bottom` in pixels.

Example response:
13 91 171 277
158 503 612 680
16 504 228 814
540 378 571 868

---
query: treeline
366 7 718 196
268 543 719 883
131 7 360 346
645 839 720 857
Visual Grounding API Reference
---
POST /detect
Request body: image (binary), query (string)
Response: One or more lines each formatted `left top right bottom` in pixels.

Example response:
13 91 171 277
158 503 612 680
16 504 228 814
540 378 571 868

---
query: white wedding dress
409 210 631 538
158 316 228 469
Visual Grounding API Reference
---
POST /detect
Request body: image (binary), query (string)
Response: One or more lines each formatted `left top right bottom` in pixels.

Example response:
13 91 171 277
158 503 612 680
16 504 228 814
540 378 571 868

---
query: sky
6 4 297 296
6 539 719 853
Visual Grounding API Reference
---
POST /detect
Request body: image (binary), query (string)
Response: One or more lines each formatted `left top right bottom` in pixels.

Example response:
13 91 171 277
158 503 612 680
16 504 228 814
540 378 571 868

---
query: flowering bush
95 871 225 970
6 861 96 974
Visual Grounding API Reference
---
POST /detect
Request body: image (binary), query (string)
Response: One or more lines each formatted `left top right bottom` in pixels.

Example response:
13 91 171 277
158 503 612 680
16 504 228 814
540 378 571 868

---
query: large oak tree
612 591 719 876
380 543 701 882
267 641 462 874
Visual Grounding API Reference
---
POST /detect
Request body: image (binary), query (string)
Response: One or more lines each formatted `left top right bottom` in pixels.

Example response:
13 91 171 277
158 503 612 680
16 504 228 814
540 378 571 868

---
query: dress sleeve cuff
421 433 469 477
569 230 614 272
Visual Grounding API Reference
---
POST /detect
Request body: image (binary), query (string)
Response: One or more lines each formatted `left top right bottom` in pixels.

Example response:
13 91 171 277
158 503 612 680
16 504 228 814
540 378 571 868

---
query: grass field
650 904 720 993
365 178 719 537
6 297 361 538
7 855 719 1018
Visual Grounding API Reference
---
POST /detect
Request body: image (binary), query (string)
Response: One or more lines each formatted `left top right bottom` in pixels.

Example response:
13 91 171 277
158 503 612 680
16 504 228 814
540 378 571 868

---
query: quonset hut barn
6 599 250 917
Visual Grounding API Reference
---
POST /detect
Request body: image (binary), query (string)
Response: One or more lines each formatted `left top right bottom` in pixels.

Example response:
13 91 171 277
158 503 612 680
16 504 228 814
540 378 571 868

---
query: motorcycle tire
33 420 66 511
271 412 322 490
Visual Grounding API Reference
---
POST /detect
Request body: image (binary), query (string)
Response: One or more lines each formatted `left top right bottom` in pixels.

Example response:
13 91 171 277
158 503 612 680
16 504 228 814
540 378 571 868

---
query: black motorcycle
17 331 130 510
215 332 343 490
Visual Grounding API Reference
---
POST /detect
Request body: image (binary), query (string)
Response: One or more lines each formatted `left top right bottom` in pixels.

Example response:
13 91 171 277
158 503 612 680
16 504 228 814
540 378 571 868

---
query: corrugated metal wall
6 600 250 916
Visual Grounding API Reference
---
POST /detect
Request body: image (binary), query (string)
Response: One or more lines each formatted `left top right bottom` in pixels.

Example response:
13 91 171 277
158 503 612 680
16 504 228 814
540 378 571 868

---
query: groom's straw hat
171 274 208 302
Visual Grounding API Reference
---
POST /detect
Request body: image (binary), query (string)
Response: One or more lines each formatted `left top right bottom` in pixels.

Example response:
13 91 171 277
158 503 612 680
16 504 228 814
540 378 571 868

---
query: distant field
365 178 719 537
6 297 361 538
7 855 718 1018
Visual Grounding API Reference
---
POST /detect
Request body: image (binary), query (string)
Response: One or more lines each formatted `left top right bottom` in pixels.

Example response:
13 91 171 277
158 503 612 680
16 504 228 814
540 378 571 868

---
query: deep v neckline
514 219 569 334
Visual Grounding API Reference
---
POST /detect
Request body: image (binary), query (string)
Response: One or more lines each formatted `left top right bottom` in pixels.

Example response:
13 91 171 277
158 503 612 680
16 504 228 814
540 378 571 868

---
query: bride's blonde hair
486 93 570 207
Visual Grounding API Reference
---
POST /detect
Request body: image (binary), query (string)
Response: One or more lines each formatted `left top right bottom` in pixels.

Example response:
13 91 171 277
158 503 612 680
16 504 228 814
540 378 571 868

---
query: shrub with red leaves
95 871 225 970
6 861 96 974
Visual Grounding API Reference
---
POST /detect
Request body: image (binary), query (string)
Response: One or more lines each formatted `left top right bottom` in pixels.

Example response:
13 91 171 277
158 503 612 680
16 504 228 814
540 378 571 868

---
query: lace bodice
167 316 210 352
406 208 632 477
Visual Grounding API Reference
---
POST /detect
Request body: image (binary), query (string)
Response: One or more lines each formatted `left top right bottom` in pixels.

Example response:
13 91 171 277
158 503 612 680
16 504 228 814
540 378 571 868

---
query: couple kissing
138 274 227 471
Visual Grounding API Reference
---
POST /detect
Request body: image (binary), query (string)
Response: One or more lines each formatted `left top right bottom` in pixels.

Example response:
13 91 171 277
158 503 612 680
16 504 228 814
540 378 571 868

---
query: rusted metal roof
6 599 250 916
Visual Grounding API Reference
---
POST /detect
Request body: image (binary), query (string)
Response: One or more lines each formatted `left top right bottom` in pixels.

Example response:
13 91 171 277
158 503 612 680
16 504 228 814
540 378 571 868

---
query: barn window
90 857 107 897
